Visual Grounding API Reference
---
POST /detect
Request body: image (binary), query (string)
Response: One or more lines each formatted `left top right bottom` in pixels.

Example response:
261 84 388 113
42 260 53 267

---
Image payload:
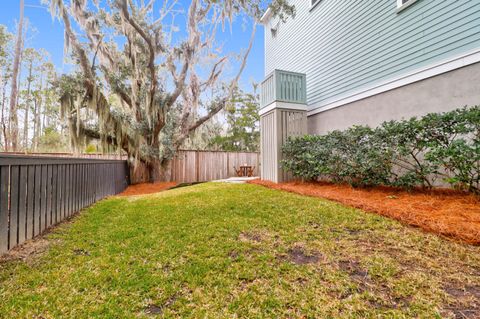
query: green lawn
0 183 479 318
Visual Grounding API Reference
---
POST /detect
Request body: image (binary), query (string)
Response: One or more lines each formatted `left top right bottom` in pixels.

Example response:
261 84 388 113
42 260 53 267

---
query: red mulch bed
118 182 177 196
248 179 480 245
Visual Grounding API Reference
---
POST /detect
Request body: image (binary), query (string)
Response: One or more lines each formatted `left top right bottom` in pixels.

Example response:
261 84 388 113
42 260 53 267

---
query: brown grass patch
442 284 480 318
248 180 480 245
238 231 263 243
118 182 177 196
279 246 322 265
0 238 53 263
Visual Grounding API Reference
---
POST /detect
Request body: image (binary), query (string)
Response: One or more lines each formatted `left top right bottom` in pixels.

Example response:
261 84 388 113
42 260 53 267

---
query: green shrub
282 126 392 187
378 116 440 189
325 127 392 187
281 106 480 193
281 134 329 181
423 107 480 192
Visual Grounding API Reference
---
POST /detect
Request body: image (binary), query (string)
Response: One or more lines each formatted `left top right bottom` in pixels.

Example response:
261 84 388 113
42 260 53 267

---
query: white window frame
396 0 419 12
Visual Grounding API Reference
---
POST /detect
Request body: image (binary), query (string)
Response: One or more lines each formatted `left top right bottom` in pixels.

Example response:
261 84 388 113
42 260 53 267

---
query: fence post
195 151 200 182
226 153 230 178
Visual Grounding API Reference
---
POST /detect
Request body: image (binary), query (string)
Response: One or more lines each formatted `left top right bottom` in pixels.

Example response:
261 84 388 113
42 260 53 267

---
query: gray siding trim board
396 0 420 13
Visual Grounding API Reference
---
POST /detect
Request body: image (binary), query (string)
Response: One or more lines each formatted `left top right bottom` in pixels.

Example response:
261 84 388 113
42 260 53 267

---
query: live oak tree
47 0 294 182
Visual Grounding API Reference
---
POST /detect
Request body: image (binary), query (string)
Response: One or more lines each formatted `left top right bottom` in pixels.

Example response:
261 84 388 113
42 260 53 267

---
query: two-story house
260 0 480 182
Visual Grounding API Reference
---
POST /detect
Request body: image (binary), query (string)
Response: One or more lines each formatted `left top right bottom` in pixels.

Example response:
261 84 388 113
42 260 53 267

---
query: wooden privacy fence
0 154 129 254
171 150 260 183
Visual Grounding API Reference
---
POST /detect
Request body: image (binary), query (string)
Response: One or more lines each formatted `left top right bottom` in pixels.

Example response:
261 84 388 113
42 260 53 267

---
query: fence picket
26 166 35 240
9 166 19 249
40 165 47 232
34 165 41 236
18 166 28 245
0 167 9 253
46 165 52 228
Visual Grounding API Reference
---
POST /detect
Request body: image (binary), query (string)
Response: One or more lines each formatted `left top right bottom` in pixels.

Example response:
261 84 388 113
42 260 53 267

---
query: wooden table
239 165 254 177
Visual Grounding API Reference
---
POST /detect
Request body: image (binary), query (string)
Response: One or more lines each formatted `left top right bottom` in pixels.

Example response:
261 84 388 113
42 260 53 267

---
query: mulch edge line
117 182 178 197
247 179 480 246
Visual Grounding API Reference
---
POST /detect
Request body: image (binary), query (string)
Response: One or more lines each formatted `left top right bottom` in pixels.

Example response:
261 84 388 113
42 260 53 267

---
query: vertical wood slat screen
0 155 129 254
260 70 307 108
260 72 275 108
260 112 276 183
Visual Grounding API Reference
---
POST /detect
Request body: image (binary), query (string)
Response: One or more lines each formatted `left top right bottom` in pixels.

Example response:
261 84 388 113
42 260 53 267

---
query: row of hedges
282 106 480 194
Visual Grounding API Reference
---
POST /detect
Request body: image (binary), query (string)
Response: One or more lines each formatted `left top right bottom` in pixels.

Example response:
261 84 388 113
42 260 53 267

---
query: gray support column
260 70 307 183
260 105 307 183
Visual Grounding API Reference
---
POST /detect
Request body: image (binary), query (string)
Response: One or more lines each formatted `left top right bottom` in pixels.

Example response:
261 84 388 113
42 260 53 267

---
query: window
396 0 419 11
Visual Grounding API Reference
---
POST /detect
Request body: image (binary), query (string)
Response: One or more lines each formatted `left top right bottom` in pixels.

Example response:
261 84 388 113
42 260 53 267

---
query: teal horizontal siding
264 0 480 108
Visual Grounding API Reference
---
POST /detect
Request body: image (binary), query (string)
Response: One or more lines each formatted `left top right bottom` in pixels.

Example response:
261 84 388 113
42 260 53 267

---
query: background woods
210 88 260 152
0 15 66 153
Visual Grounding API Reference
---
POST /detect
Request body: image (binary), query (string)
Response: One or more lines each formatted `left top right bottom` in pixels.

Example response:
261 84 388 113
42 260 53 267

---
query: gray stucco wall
308 62 480 135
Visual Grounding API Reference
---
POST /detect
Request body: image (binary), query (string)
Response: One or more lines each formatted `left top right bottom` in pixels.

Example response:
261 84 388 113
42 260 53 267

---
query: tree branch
200 57 227 89
119 0 158 113
164 0 200 109
174 20 257 149
59 2 94 83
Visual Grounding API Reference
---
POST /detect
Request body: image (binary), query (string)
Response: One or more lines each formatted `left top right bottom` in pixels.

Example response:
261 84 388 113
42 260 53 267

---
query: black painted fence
0 154 129 254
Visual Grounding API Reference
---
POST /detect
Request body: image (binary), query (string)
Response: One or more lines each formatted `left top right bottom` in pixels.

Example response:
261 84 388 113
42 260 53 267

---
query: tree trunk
8 0 24 151
0 76 7 150
41 98 46 134
128 160 149 184
32 98 38 151
148 158 173 183
128 157 173 184
23 60 33 150
33 73 43 151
